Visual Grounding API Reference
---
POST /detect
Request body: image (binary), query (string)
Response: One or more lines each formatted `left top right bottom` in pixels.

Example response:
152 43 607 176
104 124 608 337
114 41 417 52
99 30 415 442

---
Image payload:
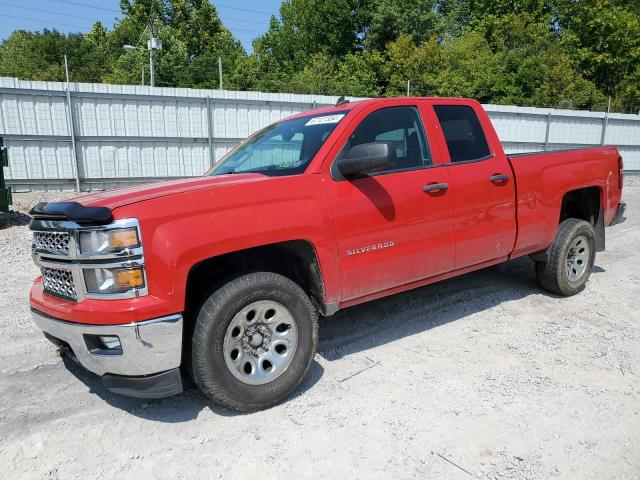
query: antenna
335 96 350 106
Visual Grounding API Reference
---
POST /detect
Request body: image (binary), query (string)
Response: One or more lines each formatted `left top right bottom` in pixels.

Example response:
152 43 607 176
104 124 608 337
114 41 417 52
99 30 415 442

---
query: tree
435 31 513 102
115 0 247 87
0 28 108 82
177 29 245 89
167 0 246 88
477 12 606 108
383 35 444 96
366 0 439 51
104 21 189 87
288 50 384 96
556 0 640 101
616 64 640 114
252 0 376 89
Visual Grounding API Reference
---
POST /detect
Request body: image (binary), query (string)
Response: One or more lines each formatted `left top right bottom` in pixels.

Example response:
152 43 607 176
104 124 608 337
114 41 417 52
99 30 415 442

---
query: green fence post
0 137 13 221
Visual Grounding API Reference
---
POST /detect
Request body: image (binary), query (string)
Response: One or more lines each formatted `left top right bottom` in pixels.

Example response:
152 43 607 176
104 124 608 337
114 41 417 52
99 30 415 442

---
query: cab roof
283 97 477 122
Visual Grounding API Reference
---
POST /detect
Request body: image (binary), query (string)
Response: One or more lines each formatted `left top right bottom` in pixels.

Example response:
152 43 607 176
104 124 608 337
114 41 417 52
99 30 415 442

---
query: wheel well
183 240 324 321
559 187 600 225
181 241 324 372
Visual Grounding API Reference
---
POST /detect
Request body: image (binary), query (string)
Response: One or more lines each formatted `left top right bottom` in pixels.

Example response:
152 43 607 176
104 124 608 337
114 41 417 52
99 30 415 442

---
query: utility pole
601 96 611 146
218 56 223 90
124 24 161 87
149 22 155 87
64 55 81 193
407 80 410 97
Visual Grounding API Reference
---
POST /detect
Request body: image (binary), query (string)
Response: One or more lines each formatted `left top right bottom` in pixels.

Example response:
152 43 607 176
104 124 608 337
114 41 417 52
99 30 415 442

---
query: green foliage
0 0 638 112
381 15 606 110
105 22 190 87
365 0 439 51
252 0 375 89
617 64 640 113
0 29 105 82
558 0 640 98
288 50 384 96
0 1 247 88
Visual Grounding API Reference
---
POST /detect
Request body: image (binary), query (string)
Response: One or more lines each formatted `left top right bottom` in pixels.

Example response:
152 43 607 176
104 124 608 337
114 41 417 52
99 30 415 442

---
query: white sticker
305 114 345 126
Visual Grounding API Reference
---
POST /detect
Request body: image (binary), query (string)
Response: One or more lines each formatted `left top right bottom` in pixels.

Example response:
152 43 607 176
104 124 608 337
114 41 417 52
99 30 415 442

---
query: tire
191 272 318 411
535 218 596 296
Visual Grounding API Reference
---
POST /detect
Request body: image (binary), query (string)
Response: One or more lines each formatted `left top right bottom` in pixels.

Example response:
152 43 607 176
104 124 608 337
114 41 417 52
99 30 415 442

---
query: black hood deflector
29 201 113 224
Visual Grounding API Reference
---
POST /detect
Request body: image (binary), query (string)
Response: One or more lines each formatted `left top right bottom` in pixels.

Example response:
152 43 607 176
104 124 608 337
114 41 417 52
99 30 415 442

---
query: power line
214 2 274 16
0 4 267 40
0 3 116 22
47 0 120 13
44 0 275 17
219 15 270 26
0 13 88 30
227 28 264 34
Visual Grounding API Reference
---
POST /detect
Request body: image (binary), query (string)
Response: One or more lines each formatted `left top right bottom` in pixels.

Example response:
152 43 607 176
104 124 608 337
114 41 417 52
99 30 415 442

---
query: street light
123 37 162 87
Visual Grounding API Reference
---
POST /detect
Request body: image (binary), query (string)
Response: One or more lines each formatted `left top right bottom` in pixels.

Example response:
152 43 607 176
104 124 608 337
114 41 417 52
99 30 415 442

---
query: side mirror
336 142 396 179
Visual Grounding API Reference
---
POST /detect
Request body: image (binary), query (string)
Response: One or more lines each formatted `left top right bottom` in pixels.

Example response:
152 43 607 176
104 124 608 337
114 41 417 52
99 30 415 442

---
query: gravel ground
1 181 639 480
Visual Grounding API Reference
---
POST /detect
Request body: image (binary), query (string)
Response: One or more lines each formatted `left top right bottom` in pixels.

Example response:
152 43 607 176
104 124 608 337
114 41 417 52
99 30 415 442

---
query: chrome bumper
32 310 183 377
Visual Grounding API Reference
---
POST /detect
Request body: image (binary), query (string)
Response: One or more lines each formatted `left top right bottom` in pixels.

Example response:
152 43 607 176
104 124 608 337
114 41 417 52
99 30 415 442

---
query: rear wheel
535 218 596 296
191 272 318 411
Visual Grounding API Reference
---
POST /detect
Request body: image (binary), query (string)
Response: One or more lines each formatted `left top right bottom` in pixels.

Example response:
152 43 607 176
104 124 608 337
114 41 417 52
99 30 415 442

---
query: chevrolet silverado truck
29 97 627 411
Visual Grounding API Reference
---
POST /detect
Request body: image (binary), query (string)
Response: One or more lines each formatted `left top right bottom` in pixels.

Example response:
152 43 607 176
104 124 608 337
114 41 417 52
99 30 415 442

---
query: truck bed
507 146 623 258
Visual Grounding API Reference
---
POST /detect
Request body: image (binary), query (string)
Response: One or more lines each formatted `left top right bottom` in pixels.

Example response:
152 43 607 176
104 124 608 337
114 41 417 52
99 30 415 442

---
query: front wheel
535 218 596 296
191 272 318 411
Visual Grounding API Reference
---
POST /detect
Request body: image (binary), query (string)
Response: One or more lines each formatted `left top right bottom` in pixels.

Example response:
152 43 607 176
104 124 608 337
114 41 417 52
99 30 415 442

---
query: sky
0 0 282 52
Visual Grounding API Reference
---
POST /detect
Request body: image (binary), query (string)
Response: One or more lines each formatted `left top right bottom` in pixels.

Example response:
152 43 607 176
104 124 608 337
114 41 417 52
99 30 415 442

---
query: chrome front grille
30 217 146 302
33 231 70 256
41 266 77 301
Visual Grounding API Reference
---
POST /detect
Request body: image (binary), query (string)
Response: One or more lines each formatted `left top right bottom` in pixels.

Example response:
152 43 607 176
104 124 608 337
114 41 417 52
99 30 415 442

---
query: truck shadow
62 354 324 421
62 256 602 421
0 211 31 229
317 256 569 360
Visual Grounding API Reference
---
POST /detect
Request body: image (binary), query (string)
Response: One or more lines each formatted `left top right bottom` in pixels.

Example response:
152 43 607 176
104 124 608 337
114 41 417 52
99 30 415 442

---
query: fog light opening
84 334 123 355
99 336 121 350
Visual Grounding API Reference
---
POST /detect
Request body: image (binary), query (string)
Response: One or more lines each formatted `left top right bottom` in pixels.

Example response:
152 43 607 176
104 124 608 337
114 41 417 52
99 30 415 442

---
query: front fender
113 175 339 313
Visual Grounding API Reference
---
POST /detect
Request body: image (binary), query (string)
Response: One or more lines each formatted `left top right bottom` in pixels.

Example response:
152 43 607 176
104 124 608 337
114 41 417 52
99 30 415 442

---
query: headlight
83 266 145 294
79 228 140 255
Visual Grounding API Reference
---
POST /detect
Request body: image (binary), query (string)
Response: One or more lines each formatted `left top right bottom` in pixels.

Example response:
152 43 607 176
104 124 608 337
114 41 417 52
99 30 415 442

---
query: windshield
208 112 347 176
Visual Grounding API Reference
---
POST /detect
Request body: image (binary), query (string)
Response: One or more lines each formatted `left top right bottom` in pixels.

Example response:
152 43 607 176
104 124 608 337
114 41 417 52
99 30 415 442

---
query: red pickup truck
29 97 626 411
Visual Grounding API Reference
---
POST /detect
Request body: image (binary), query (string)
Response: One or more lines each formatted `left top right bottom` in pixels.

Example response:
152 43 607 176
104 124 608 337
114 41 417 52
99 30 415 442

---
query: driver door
322 103 455 302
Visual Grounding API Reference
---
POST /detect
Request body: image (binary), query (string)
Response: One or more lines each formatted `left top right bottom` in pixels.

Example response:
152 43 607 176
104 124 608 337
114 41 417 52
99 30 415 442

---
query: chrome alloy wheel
223 300 298 385
565 235 590 282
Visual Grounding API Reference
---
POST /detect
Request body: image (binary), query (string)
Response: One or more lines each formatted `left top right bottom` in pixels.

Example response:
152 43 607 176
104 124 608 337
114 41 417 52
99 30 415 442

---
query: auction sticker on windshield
305 114 345 126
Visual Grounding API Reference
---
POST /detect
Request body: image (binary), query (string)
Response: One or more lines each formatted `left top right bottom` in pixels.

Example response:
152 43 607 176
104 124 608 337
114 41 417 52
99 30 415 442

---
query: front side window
209 112 347 176
338 106 431 174
433 105 491 163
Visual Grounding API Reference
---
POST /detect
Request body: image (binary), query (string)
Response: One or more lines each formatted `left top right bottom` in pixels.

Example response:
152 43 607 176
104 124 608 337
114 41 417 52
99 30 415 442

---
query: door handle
489 173 509 184
422 182 448 193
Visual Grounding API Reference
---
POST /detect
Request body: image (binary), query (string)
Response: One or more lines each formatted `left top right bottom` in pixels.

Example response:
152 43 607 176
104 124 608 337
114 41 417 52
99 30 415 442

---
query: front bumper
32 309 184 398
611 201 626 226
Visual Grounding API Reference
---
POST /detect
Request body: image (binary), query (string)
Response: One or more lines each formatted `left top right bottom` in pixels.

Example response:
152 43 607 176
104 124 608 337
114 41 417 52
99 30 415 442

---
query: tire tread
535 218 595 296
192 272 318 412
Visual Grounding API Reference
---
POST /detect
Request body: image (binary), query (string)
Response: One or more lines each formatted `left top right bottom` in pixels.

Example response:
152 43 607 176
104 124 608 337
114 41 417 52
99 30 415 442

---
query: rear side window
434 105 491 163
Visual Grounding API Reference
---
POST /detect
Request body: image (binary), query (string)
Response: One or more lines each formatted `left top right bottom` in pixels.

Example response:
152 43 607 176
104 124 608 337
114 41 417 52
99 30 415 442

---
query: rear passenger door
432 103 517 269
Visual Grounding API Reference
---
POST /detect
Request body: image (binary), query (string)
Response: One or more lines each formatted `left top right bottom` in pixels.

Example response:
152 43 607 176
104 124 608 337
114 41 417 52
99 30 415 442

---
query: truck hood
69 174 266 211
